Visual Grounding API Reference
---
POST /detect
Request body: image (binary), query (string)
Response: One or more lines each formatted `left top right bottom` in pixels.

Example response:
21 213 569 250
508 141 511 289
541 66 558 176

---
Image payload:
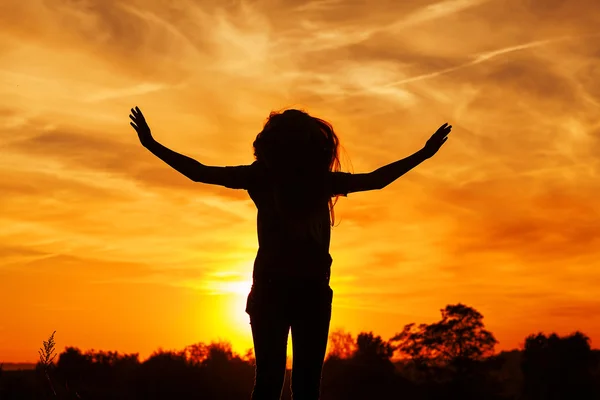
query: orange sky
2 0 600 363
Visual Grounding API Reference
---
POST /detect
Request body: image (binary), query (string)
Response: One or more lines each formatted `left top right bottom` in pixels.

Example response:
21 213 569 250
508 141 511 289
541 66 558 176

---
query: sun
209 276 255 352
228 293 255 354
215 279 254 296
219 280 294 366
199 257 260 355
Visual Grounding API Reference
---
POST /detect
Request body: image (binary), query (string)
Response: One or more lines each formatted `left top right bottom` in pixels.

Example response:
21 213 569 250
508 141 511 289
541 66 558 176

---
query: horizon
2 0 600 364
7 323 594 366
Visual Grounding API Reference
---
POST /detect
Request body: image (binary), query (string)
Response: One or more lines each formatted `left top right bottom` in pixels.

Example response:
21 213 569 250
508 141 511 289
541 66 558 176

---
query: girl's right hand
423 123 452 158
129 106 154 147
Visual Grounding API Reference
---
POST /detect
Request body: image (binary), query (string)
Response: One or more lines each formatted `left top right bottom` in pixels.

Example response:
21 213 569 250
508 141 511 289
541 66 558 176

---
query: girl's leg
289 285 333 400
248 288 291 400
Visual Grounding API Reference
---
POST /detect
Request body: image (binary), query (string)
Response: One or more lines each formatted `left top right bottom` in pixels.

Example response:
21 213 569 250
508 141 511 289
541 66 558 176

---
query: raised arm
129 106 253 188
340 123 452 194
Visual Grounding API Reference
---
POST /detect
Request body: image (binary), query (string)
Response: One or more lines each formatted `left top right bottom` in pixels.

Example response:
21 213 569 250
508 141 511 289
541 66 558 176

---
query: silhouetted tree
353 332 394 365
183 342 209 366
390 304 498 398
326 328 356 360
522 331 598 400
485 350 524 399
55 347 141 399
206 341 234 365
242 347 255 365
182 341 254 399
184 340 239 367
136 349 194 399
322 331 400 399
392 304 497 372
55 347 93 387
9 323 598 400
202 341 255 399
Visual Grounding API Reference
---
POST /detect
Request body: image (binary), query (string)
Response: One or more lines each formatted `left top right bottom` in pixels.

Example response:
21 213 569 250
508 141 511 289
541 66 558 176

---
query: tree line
1 303 599 399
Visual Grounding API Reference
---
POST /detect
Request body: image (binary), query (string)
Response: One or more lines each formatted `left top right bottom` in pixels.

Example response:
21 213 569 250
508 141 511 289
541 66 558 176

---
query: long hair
253 109 342 228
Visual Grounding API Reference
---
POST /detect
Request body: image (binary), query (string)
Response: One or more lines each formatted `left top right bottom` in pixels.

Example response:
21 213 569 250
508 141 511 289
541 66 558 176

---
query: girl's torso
248 179 334 284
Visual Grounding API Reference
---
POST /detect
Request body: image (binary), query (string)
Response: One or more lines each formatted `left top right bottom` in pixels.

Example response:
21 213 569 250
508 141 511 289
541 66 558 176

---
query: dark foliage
1 304 599 400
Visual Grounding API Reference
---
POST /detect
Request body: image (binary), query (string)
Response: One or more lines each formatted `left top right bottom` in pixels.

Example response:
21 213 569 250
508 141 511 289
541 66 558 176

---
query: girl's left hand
129 106 154 147
423 123 452 158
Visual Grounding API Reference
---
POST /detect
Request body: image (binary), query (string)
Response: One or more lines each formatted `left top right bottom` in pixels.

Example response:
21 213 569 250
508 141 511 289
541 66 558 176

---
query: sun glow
209 273 254 331
221 287 255 356
199 263 256 354
215 279 254 296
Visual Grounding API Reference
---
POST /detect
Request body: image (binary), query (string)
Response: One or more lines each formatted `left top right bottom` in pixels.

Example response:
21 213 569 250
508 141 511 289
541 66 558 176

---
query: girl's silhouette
129 106 451 400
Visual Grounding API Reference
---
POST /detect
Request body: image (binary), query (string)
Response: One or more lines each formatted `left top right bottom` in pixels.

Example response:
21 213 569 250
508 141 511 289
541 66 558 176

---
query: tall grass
39 331 81 399
39 330 58 397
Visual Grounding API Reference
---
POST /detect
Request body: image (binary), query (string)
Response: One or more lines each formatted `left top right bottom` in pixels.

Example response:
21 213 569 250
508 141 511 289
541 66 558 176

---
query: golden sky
1 0 600 363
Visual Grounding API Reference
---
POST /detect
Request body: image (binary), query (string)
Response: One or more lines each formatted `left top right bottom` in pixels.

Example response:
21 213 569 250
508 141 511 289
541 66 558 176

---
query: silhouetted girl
129 106 451 400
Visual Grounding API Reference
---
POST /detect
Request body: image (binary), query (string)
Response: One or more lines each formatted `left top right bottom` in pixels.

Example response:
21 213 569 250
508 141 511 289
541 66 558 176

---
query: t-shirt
221 161 352 283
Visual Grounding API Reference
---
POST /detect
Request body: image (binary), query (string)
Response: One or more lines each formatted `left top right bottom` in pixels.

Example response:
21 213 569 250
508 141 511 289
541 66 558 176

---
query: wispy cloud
84 82 171 102
390 0 493 29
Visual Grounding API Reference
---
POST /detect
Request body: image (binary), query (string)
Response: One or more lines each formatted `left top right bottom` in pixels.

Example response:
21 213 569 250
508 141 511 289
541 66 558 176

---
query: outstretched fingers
133 107 146 121
129 106 148 129
436 123 452 139
129 113 139 130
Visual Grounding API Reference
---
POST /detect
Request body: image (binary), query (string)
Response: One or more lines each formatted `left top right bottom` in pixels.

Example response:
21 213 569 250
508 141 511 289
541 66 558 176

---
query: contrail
384 32 600 88
323 32 600 103
118 2 206 62
285 0 493 56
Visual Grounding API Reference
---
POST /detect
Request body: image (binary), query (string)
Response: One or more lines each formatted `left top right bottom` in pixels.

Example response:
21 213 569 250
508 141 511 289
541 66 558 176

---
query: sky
1 0 600 363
